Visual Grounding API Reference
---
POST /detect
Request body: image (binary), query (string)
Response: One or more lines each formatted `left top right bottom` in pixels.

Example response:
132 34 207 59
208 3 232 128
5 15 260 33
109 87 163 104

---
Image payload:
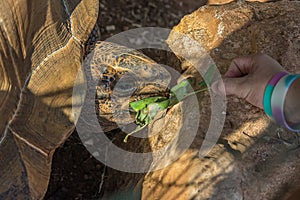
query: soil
44 0 206 199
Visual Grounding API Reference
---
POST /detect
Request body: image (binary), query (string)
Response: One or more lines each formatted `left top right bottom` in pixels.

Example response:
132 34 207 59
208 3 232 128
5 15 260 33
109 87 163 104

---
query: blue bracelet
263 72 288 120
271 74 300 132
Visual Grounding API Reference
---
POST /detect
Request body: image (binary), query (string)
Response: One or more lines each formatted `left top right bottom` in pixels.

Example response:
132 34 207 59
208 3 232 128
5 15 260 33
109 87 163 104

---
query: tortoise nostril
109 77 114 82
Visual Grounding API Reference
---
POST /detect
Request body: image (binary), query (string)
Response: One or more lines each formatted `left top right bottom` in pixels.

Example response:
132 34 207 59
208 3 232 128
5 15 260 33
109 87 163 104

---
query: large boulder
142 1 300 200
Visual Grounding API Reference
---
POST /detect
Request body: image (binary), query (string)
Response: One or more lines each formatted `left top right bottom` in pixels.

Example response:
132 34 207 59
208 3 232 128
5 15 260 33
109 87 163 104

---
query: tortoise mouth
95 83 170 107
95 82 170 128
95 90 169 132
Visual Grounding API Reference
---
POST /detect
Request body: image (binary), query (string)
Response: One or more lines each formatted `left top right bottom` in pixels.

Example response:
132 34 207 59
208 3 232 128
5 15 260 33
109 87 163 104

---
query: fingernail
211 80 226 96
211 81 220 94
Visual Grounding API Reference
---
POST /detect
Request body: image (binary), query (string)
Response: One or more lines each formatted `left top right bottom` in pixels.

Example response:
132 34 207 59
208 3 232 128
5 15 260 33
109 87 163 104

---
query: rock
105 25 116 32
167 1 300 74
207 0 279 5
207 0 236 5
142 2 300 200
233 97 240 103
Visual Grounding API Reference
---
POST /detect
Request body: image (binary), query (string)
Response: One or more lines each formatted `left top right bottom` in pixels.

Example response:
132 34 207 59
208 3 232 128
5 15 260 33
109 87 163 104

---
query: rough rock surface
207 0 278 6
142 1 300 200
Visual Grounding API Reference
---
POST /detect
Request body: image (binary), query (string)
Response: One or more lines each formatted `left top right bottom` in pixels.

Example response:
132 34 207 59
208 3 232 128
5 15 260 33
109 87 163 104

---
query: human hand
211 53 287 109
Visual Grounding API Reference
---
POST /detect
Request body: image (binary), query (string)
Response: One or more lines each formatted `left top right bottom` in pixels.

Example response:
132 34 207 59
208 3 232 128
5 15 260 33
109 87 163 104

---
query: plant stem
181 87 208 100
123 124 148 143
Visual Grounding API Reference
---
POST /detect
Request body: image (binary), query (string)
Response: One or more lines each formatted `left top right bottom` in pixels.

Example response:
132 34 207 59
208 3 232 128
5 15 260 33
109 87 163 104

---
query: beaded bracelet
263 71 288 120
271 74 300 132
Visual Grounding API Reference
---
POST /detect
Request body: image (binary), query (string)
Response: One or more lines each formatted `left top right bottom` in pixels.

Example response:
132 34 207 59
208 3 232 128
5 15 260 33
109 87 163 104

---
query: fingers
224 55 254 78
212 53 284 109
212 76 249 99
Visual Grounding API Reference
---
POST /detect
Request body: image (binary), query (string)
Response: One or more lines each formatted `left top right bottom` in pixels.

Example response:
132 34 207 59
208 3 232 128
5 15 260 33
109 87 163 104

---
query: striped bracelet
263 71 288 120
271 74 300 132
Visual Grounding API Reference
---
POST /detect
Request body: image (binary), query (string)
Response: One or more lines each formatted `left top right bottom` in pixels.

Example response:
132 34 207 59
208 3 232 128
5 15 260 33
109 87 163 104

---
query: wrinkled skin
83 41 171 131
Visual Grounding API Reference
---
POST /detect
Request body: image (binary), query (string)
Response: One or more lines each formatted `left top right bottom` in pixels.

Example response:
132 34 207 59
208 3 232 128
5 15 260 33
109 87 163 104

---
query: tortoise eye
113 75 137 96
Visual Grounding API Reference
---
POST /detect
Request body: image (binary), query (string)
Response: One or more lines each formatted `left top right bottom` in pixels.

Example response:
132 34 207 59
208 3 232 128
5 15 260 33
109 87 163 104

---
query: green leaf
147 99 170 120
170 79 193 102
125 99 170 143
125 66 217 143
130 96 167 112
199 64 216 87
170 79 190 94
198 81 207 88
135 109 148 126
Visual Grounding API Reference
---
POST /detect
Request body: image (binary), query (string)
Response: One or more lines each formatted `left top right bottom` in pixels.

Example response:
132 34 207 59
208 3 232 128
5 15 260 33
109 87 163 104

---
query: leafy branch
124 64 216 142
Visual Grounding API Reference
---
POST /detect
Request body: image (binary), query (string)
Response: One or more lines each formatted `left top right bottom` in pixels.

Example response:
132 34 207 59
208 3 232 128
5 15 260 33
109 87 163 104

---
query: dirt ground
44 0 206 199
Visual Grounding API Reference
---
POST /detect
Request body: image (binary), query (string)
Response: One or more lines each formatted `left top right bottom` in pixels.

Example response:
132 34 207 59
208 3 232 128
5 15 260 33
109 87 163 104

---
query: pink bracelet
271 74 300 132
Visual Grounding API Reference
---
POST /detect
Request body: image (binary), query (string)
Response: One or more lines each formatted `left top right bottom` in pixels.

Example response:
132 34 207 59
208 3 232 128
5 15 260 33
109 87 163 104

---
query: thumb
212 77 249 98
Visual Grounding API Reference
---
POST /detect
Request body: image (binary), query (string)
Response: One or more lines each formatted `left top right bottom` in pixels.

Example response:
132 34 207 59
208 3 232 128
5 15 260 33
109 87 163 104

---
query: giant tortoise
0 0 171 199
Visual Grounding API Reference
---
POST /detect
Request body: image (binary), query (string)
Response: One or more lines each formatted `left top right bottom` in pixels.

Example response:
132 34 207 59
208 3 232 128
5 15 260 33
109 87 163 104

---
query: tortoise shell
0 0 98 199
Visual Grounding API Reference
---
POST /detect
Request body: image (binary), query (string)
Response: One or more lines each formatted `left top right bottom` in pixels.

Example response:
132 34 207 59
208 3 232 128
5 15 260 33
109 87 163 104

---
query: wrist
284 77 300 125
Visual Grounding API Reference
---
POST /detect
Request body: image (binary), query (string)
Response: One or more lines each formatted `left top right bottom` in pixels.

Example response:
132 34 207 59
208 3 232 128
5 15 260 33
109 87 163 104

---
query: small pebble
96 164 102 170
135 37 144 45
233 98 239 103
245 105 251 109
84 139 94 146
233 42 240 49
106 25 116 32
92 151 100 157
263 136 270 141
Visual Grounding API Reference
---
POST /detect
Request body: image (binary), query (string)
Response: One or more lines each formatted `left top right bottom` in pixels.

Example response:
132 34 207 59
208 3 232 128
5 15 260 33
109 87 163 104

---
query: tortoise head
84 41 171 132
